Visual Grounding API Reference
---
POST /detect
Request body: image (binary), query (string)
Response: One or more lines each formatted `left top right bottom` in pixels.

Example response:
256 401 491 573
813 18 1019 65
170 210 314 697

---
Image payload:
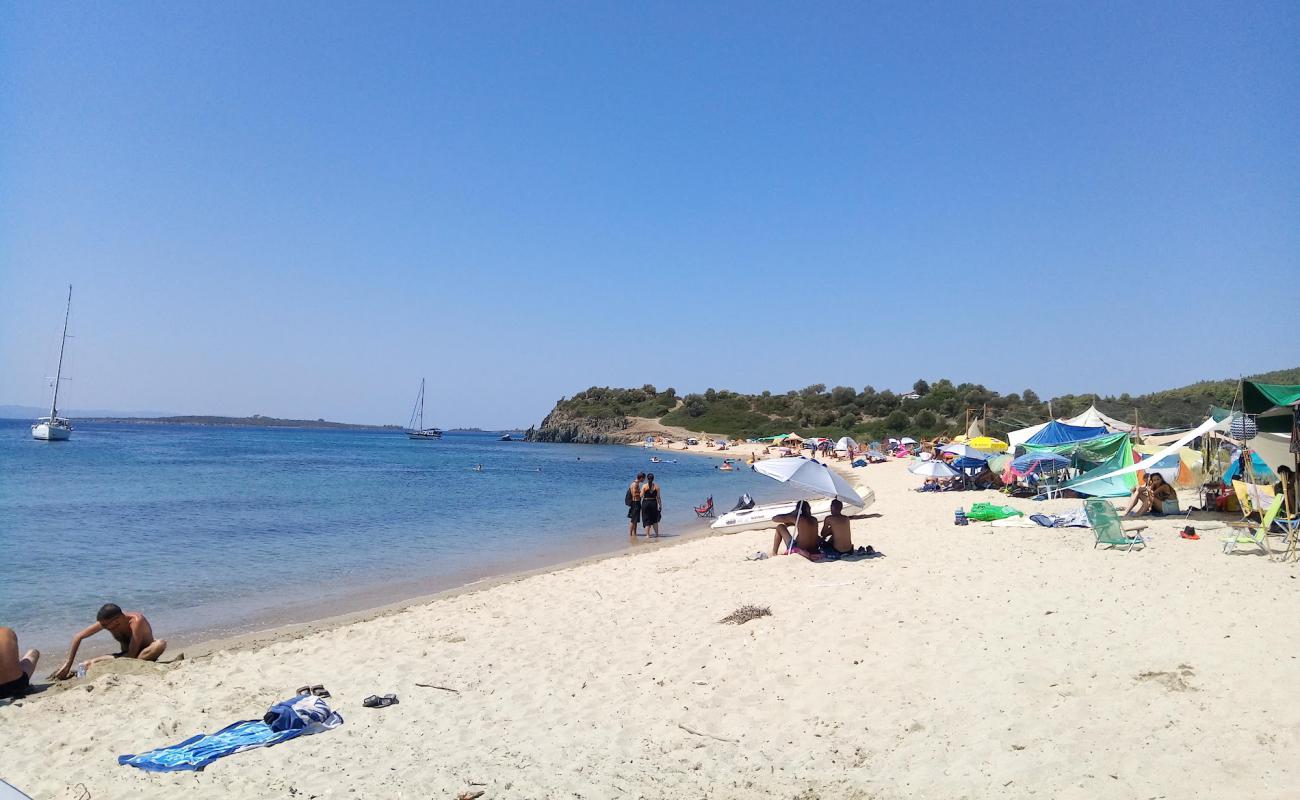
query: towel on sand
119 694 342 772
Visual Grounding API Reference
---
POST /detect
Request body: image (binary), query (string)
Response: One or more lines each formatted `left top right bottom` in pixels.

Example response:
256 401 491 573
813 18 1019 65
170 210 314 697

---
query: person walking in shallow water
627 471 645 538
640 473 663 538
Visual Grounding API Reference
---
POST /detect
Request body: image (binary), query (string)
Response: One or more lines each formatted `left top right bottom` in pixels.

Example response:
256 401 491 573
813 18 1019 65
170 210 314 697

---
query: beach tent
1063 437 1138 498
1008 421 1049 448
1061 405 1156 434
1023 431 1131 472
834 436 858 452
1023 420 1107 447
1068 415 1231 495
1222 450 1277 484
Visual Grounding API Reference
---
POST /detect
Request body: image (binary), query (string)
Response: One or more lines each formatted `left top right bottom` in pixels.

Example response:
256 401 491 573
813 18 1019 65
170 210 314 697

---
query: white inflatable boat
709 485 875 534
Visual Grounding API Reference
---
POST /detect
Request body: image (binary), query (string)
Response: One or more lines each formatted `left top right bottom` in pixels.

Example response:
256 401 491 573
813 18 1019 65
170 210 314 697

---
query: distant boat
32 285 74 442
404 379 442 440
499 433 512 441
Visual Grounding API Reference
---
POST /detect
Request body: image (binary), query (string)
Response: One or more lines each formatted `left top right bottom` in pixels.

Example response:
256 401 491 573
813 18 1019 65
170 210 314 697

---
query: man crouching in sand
50 603 166 680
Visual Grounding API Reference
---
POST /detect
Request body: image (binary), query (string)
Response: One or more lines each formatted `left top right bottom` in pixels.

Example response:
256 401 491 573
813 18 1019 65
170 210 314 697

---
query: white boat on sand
710 485 875 534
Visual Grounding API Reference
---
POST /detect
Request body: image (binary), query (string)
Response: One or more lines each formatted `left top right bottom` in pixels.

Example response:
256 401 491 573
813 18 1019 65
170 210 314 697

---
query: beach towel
119 695 342 772
1029 508 1091 528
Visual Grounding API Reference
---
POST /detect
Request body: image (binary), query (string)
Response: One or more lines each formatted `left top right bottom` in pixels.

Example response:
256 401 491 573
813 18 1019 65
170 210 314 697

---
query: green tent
1063 436 1138 498
1242 381 1300 433
1022 431 1131 471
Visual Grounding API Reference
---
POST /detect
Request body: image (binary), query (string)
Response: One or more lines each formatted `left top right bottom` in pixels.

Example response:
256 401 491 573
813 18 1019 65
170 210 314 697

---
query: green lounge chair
1222 494 1284 557
1084 498 1147 552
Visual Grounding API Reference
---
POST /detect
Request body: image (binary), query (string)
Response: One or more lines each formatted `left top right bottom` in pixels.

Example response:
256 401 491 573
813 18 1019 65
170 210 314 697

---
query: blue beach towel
119 695 342 772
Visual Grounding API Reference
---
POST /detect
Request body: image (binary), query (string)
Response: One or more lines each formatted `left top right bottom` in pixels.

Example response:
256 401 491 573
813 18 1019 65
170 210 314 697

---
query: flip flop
363 693 399 708
295 684 331 698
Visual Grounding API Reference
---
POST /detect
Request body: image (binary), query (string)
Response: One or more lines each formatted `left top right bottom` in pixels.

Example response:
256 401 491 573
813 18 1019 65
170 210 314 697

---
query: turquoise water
0 420 781 656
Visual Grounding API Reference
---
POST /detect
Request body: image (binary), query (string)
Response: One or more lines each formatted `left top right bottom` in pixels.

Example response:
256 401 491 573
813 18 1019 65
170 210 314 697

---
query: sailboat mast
419 378 425 430
50 284 71 419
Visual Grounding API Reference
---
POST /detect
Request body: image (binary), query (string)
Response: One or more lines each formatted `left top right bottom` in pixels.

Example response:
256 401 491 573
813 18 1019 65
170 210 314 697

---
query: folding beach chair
1223 494 1283 557
1084 498 1147 552
694 496 714 518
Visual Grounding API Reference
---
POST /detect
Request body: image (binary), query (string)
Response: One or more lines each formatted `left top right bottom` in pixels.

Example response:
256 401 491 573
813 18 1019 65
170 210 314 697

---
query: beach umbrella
967 436 1009 453
939 443 995 461
987 454 1013 474
908 460 959 478
753 456 865 507
1011 451 1070 475
900 437 917 445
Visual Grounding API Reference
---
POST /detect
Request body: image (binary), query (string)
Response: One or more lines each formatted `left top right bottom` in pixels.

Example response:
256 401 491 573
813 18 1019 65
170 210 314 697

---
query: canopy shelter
1067 415 1231 495
833 436 858 452
1061 405 1157 434
1023 420 1107 447
1023 431 1131 472
1242 381 1300 433
1008 422 1049 448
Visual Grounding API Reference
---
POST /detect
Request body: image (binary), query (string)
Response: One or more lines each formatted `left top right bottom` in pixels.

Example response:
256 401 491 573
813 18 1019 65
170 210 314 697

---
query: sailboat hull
32 422 72 441
406 430 442 440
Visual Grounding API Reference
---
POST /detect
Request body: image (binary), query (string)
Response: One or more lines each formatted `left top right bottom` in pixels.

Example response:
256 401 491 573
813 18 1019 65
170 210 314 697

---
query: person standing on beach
50 604 167 680
640 473 663 538
627 471 645 537
0 627 39 700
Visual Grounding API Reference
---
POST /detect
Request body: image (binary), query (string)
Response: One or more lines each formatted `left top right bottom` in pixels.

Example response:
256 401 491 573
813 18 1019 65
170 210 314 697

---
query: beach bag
625 487 635 507
967 502 1023 521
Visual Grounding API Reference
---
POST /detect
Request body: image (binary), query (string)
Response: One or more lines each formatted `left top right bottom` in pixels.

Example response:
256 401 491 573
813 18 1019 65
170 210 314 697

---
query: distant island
77 414 402 431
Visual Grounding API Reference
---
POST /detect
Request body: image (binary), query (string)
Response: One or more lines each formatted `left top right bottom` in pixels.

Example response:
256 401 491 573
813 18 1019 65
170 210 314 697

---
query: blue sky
2 2 1296 427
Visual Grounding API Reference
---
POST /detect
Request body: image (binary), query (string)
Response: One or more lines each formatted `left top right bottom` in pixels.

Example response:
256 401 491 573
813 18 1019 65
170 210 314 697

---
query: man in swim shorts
771 500 820 557
0 627 39 700
50 603 167 680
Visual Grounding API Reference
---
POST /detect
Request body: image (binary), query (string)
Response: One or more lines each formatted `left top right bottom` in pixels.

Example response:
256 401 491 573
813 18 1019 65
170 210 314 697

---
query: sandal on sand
363 693 399 708
296 684 332 699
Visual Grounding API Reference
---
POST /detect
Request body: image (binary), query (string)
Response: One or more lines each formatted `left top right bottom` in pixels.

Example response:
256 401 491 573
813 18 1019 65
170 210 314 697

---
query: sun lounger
1084 498 1146 552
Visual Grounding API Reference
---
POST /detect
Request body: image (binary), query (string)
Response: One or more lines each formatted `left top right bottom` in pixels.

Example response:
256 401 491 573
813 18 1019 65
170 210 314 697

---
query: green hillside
535 368 1300 442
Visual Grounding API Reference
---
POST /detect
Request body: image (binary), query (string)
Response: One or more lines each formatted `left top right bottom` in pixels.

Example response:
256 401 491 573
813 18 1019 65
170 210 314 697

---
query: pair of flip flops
295 684 331 699
363 693 399 708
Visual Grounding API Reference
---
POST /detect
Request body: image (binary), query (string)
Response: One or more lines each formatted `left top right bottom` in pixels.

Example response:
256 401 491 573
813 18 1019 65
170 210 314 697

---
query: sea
0 420 784 657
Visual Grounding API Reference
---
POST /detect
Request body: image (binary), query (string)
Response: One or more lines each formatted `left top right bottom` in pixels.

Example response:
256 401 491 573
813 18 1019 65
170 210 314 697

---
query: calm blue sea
0 420 782 657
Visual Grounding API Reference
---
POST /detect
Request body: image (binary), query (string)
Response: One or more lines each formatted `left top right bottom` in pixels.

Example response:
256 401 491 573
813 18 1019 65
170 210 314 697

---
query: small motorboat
499 433 512 441
650 456 662 463
709 486 875 534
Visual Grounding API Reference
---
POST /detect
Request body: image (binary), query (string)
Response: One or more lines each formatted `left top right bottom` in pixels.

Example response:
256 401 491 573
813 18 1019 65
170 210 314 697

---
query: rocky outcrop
524 407 636 444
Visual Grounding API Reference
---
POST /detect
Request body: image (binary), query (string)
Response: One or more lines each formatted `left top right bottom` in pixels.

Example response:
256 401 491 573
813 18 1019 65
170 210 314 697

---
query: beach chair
1084 498 1146 552
1223 495 1283 557
694 496 714 518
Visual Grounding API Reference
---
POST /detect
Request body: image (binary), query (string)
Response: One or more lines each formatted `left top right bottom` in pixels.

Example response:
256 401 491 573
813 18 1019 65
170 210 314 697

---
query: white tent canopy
1008 421 1049 448
833 436 858 452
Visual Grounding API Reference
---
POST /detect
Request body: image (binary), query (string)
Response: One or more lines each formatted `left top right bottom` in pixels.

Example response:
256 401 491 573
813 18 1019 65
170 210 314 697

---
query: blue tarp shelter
1023 420 1108 447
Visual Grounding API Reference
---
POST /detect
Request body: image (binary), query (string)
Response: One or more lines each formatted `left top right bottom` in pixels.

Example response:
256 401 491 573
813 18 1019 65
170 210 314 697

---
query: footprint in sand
1135 663 1198 692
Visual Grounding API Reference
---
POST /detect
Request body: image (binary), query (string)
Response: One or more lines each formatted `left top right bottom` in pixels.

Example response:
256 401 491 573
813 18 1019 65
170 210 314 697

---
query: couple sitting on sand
0 604 166 700
769 499 873 560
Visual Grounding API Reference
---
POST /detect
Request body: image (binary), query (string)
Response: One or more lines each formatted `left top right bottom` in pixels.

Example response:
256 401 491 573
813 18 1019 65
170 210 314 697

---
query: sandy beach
3 454 1299 799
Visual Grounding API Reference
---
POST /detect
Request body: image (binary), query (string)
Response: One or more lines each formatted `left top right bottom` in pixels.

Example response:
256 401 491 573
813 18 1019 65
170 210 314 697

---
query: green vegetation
545 368 1300 441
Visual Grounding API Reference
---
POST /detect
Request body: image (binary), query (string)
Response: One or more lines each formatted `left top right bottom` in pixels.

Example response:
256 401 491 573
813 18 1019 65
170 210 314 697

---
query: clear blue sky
2 2 1296 427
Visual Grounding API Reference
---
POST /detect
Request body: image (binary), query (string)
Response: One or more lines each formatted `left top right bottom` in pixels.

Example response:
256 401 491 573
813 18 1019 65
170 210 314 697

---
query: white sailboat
32 285 74 441
405 378 442 440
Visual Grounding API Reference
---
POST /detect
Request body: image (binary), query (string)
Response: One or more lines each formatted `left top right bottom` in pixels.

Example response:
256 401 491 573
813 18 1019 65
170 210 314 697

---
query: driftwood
416 683 461 694
677 723 738 743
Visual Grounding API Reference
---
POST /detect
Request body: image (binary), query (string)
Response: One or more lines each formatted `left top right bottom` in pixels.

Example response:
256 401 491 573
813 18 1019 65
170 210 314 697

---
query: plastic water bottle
76 663 87 679
954 507 967 526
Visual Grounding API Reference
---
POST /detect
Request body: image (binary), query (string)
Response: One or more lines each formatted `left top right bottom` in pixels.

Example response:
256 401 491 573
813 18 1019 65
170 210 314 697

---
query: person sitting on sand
0 627 39 700
1123 473 1176 517
819 499 857 554
50 604 167 680
771 501 819 557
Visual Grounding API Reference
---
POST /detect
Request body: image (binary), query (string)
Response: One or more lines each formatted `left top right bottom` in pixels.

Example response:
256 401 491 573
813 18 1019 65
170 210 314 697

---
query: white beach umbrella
753 456 866 507
900 437 918 445
939 443 996 461
908 460 959 478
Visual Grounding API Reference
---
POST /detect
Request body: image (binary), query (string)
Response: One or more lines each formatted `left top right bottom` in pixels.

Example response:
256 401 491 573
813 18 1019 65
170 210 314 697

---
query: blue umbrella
1012 451 1070 475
